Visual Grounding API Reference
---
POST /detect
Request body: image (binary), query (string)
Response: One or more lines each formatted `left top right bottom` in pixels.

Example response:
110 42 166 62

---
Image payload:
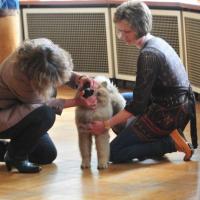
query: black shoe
4 152 41 173
0 140 8 162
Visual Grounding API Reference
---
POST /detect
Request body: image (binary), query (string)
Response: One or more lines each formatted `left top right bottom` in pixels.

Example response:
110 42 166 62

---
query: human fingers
90 79 99 90
86 96 97 109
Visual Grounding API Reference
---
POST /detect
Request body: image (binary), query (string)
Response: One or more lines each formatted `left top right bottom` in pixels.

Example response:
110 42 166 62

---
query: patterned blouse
125 36 189 115
124 36 197 147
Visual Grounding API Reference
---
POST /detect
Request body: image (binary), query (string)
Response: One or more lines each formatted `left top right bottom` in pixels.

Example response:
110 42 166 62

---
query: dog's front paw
81 161 91 169
97 162 109 170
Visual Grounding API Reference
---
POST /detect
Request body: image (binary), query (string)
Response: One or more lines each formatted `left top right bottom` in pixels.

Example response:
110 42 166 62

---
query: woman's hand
75 92 97 109
87 120 108 135
78 75 99 91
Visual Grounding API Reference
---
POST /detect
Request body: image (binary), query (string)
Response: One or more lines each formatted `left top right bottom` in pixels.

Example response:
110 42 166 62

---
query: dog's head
94 76 119 94
93 85 111 106
94 76 126 114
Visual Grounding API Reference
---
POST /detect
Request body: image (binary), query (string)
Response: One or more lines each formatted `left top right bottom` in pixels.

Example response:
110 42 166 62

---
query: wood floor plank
0 86 199 200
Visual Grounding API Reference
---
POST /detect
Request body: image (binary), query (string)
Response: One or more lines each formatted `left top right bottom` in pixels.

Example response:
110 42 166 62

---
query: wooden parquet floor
0 85 199 200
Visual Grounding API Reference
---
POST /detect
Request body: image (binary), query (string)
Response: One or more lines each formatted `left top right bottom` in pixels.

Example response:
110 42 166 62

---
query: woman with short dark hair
87 0 197 163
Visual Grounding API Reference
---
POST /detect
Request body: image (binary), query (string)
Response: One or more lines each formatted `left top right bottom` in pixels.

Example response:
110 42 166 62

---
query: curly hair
15 38 73 98
114 0 152 39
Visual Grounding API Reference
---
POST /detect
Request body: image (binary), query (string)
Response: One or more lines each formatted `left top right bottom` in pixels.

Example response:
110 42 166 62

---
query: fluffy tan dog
75 76 126 169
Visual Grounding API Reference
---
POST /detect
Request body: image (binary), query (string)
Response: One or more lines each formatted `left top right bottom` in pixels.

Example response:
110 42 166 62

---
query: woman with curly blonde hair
0 38 96 173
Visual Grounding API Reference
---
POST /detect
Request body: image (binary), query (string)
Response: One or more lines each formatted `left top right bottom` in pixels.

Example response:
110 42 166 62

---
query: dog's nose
83 88 94 98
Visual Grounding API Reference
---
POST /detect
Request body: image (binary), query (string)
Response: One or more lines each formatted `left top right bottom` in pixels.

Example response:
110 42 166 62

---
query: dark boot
0 140 9 162
4 152 41 173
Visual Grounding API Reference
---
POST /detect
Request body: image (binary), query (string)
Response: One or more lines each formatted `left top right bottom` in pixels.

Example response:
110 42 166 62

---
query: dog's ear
101 81 108 88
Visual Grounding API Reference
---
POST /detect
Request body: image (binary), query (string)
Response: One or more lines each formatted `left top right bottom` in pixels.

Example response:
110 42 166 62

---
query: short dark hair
114 0 152 38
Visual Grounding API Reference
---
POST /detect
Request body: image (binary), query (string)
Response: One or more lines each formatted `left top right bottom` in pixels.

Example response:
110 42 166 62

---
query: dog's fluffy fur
75 76 126 169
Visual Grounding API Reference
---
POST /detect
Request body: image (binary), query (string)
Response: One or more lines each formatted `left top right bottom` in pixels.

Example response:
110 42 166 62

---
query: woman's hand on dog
78 76 99 91
87 121 107 135
75 94 97 109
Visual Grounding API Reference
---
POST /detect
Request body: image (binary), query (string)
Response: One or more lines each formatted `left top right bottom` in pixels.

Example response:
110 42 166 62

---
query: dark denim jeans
110 92 176 163
121 92 133 104
0 106 57 164
110 125 176 163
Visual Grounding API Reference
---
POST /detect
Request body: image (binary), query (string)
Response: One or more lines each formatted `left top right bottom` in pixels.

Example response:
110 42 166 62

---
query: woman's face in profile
115 20 137 46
